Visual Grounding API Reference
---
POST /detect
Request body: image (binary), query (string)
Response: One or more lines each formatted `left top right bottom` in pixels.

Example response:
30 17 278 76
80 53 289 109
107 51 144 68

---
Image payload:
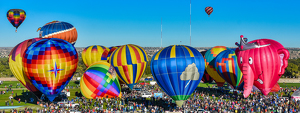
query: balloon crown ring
235 35 270 51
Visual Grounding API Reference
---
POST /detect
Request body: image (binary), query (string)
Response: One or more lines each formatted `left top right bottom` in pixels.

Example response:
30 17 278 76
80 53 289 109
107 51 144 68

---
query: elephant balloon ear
277 48 290 75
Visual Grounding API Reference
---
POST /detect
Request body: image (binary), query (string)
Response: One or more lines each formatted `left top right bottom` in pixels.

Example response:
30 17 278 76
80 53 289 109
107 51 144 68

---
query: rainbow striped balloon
7 9 26 32
22 38 78 101
82 45 110 67
110 44 148 89
80 61 121 99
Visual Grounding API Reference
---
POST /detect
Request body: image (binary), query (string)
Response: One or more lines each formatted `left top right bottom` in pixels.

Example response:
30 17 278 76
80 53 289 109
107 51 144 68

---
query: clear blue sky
0 0 299 48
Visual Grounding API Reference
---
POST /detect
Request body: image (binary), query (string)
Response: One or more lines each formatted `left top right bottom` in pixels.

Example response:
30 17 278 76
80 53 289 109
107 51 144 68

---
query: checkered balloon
22 38 78 102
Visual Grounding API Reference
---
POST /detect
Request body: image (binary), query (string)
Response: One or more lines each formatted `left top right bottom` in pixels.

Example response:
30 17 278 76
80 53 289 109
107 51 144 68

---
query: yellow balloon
82 45 110 67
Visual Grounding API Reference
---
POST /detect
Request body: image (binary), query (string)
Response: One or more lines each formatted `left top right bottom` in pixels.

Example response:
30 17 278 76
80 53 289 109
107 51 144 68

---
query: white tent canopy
292 88 300 101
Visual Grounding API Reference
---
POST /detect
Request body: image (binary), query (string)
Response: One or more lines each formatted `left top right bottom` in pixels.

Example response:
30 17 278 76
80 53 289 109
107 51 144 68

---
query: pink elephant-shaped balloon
235 35 289 98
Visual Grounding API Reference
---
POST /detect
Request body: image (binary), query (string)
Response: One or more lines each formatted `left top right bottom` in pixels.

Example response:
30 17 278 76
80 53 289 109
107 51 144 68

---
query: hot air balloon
215 49 243 89
150 45 205 107
202 70 214 83
80 61 121 99
205 6 213 17
107 46 121 63
204 46 229 87
9 38 42 97
82 45 110 67
37 21 78 45
110 44 148 90
7 9 26 32
235 35 289 98
23 38 78 101
200 50 213 83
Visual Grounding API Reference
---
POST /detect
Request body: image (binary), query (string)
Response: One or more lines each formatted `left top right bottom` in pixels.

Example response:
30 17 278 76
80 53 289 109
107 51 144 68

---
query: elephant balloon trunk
242 63 254 98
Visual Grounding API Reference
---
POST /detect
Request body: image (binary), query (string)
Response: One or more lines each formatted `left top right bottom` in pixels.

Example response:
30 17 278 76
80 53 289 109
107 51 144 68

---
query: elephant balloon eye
240 57 243 64
249 57 253 64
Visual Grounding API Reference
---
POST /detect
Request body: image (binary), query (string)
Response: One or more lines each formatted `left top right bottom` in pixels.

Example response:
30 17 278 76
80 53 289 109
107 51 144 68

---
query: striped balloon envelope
202 70 214 83
22 38 78 101
107 46 121 63
205 6 213 16
82 45 110 67
80 61 121 99
110 44 148 90
215 49 243 89
9 38 42 97
150 45 205 107
38 21 77 45
7 9 26 32
204 46 229 87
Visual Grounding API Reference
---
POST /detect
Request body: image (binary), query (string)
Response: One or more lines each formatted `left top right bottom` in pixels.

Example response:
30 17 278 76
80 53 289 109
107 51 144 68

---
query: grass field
0 80 299 112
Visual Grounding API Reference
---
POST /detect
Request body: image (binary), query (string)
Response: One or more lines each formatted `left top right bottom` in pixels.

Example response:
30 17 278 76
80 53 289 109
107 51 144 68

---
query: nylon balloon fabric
80 61 121 99
150 45 205 107
215 49 243 89
38 21 77 45
205 6 213 16
82 45 110 67
9 38 42 97
7 9 26 32
22 38 78 101
204 46 229 87
110 44 148 90
107 46 121 63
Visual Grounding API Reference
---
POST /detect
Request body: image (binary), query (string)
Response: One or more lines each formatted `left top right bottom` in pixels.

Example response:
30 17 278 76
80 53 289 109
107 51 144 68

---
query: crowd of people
2 83 300 113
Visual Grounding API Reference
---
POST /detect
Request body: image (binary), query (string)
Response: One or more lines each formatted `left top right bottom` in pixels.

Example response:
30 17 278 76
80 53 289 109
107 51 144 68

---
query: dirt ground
0 77 18 81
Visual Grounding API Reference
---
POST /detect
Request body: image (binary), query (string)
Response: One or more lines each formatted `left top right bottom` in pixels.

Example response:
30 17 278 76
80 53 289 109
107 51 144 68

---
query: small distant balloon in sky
205 6 213 17
7 9 26 32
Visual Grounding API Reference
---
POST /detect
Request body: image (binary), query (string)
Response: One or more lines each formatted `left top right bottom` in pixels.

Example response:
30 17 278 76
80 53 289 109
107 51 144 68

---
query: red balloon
205 7 213 16
235 35 289 98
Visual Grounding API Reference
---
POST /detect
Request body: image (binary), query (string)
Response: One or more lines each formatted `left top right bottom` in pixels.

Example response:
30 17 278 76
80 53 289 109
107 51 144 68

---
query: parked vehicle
141 91 152 98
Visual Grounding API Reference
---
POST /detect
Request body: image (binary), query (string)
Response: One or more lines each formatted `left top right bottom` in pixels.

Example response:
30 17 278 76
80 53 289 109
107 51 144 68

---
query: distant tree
143 57 152 76
76 57 87 77
0 58 12 77
282 62 299 78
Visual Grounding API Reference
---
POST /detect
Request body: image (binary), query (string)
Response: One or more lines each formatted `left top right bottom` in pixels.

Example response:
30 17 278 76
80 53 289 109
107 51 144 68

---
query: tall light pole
190 0 192 46
161 18 162 48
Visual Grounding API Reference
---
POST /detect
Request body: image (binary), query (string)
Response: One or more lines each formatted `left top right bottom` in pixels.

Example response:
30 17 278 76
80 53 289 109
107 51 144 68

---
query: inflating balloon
9 38 42 97
235 35 289 98
205 6 213 17
215 49 243 89
200 50 213 83
38 21 78 45
23 38 78 101
204 46 229 87
202 70 214 83
7 9 26 32
110 44 148 90
150 45 205 107
80 61 121 99
82 45 110 67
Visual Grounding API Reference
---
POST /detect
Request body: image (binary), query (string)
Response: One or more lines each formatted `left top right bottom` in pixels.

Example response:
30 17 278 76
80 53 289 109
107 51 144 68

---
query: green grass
278 83 300 88
0 81 299 111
